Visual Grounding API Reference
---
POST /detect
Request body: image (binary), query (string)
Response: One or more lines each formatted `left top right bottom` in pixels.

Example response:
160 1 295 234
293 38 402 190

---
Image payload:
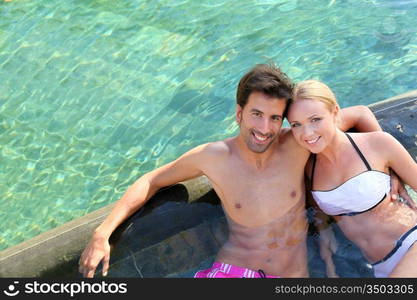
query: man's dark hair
236 63 294 113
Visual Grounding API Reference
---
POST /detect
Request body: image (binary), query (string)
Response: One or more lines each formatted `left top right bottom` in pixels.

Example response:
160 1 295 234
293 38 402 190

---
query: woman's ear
333 105 340 116
334 105 341 127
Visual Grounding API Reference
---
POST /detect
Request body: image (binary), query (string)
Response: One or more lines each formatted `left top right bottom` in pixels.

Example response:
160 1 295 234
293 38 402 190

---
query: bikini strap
345 133 372 171
310 154 317 189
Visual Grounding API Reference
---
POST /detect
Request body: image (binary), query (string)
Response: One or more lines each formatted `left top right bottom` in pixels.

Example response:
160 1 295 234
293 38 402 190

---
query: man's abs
215 208 309 277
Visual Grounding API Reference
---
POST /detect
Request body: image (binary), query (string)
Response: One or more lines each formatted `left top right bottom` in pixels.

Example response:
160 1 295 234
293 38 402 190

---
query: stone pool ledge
0 176 212 277
0 203 115 278
369 89 417 159
368 89 417 111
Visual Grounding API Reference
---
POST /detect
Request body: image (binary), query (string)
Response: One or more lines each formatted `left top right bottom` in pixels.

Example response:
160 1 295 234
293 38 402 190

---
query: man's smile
252 131 271 144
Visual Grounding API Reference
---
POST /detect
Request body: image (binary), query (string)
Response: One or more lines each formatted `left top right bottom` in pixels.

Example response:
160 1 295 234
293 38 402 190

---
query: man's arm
389 168 416 209
379 132 417 191
78 144 210 278
338 105 382 132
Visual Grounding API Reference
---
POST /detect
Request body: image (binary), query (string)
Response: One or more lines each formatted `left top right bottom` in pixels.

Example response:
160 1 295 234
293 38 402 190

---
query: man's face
236 91 286 153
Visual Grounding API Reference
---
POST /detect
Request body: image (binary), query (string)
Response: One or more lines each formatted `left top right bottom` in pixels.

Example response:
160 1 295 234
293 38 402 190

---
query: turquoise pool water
0 0 417 251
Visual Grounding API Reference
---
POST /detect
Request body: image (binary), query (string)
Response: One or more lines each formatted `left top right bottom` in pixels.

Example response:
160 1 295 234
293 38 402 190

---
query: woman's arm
305 159 339 277
308 196 339 277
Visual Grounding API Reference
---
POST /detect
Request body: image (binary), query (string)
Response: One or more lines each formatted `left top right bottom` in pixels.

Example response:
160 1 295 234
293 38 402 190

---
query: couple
79 64 417 278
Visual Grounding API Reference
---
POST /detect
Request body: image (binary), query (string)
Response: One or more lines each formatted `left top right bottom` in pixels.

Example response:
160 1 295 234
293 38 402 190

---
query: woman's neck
317 130 349 165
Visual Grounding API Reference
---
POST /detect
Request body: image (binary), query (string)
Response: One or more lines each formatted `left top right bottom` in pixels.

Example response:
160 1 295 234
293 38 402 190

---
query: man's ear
236 104 243 124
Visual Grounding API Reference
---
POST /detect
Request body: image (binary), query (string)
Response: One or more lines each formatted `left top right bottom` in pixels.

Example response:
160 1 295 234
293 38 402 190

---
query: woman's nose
302 124 314 137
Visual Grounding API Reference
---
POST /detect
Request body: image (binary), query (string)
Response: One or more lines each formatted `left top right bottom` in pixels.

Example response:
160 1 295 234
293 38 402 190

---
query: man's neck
235 136 278 170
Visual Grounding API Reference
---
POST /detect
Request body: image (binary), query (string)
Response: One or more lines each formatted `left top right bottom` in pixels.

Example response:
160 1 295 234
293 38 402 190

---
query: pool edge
0 176 212 277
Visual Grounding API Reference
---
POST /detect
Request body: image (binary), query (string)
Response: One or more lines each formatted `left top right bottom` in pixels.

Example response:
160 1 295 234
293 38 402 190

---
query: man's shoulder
175 140 231 170
193 139 232 157
277 128 310 157
279 128 304 147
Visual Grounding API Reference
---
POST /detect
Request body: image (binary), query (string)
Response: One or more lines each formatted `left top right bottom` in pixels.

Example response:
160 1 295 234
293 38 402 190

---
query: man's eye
312 118 322 122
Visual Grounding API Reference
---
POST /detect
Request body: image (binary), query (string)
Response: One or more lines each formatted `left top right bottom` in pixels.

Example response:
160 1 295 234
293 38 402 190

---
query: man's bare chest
207 168 303 224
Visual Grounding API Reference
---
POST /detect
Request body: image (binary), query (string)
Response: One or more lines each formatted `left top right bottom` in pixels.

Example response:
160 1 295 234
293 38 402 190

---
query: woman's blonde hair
292 80 338 111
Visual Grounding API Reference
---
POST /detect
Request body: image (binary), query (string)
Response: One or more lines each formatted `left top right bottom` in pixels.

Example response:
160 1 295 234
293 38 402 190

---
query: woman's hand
318 226 339 278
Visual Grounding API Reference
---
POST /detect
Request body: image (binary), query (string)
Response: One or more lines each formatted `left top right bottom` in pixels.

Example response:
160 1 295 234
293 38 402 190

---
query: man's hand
389 169 417 210
78 234 111 278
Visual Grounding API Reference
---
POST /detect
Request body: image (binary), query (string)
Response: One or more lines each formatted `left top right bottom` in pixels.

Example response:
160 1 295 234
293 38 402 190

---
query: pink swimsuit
194 262 279 278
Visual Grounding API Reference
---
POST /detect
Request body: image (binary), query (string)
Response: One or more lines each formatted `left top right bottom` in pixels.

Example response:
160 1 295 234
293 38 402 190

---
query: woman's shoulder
348 131 394 144
348 131 398 156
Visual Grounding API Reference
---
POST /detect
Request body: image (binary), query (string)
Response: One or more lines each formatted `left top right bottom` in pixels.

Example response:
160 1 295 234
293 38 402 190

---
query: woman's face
287 99 337 153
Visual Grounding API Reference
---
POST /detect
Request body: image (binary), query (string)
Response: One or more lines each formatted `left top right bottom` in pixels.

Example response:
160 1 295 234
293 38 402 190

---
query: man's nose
258 119 271 134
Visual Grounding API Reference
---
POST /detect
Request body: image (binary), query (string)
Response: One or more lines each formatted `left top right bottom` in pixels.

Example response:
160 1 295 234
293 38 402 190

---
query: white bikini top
311 133 391 216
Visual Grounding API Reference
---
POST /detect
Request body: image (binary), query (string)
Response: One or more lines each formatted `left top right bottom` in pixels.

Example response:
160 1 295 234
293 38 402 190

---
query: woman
287 80 417 277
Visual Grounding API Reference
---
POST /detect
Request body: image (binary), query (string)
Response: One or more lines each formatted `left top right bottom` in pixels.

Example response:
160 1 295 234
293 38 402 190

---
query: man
79 64 387 278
